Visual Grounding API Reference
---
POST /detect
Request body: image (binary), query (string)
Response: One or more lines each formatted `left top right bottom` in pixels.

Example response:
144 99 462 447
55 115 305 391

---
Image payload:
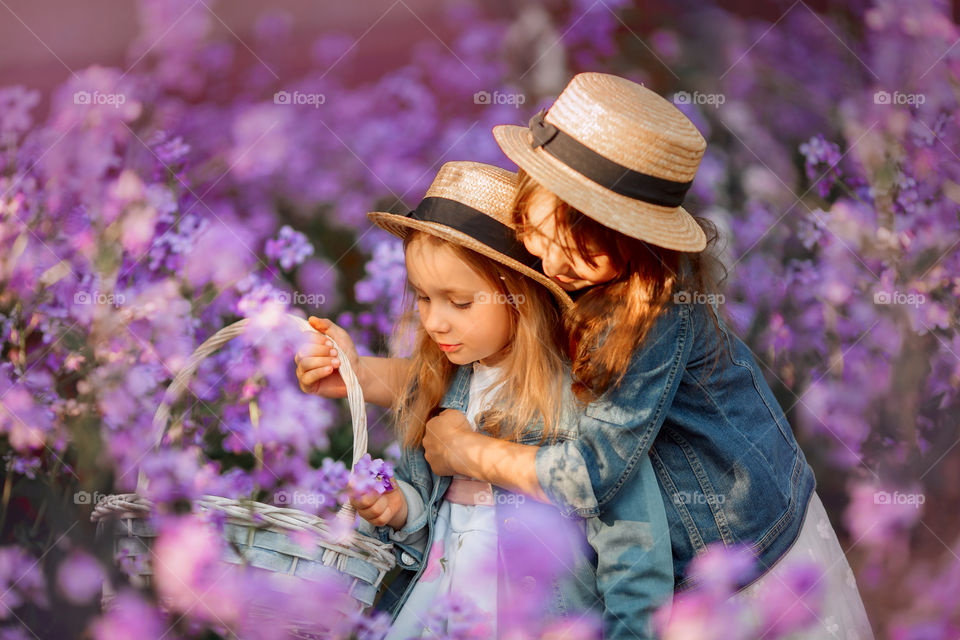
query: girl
419 73 874 637
296 161 673 638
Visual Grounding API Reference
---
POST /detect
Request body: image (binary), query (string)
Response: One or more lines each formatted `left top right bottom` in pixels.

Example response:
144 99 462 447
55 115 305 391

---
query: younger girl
297 161 673 638
420 73 874 637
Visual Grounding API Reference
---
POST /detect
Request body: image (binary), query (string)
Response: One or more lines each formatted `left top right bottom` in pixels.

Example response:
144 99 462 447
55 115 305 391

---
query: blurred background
1 0 959 637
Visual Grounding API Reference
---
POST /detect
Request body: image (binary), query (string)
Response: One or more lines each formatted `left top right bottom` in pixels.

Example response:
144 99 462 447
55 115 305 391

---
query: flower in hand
349 453 394 497
349 455 405 529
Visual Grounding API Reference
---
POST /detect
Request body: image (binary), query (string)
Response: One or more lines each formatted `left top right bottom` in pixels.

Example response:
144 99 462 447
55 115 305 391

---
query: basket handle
141 313 367 520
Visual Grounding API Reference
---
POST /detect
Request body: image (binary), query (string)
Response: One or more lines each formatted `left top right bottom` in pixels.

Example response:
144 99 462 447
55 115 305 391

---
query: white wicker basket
91 313 395 635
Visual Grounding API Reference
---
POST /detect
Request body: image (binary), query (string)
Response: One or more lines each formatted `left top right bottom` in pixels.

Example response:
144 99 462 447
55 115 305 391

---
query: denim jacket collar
438 365 472 413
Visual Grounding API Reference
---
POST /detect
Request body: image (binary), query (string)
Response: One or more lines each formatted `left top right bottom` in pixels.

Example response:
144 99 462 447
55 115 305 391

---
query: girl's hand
350 487 408 530
295 317 362 398
422 409 476 477
424 410 550 503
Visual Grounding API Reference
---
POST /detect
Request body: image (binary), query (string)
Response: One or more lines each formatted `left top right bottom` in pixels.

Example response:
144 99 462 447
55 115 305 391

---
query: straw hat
368 161 573 310
493 72 708 252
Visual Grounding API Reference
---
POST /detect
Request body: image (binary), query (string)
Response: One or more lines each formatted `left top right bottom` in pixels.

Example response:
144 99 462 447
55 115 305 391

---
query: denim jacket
364 364 673 639
534 301 816 589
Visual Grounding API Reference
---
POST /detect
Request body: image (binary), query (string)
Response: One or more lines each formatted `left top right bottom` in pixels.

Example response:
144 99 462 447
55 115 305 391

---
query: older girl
421 73 874 637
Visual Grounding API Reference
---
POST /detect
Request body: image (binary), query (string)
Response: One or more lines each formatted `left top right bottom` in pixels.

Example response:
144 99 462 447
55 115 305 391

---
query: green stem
0 465 13 540
249 397 263 500
14 301 27 375
30 499 47 537
30 457 64 540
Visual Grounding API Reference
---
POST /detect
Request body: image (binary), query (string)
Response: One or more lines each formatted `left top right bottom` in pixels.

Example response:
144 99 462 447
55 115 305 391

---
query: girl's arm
296 317 411 408
586 456 674 639
422 410 549 503
423 304 691 518
357 355 411 408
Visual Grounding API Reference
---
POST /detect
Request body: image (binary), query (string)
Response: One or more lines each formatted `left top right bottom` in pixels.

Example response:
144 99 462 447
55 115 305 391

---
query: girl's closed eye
452 299 473 309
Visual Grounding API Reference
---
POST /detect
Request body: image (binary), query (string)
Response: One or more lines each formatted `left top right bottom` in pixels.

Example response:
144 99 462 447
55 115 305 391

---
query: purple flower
0 86 41 135
317 457 351 498
686 543 758 596
56 551 104 605
152 515 241 625
0 381 53 453
331 609 392 640
0 546 48 616
183 218 256 289
138 448 206 504
296 257 342 309
798 134 843 198
422 592 493 640
89 590 167 640
755 562 825 638
265 224 315 272
349 453 394 497
148 130 191 166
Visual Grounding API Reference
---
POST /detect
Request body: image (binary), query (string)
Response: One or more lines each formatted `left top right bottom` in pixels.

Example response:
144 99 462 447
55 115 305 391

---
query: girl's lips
553 274 576 284
438 343 461 352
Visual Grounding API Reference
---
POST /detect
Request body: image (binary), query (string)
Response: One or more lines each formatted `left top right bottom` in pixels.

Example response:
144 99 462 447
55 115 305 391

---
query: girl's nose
540 244 567 280
421 306 450 334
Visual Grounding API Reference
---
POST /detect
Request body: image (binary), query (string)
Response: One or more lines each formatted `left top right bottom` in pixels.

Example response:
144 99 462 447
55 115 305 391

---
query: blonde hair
392 231 568 449
512 169 725 401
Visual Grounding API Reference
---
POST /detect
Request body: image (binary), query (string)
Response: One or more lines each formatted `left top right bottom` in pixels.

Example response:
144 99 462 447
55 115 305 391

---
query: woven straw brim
367 211 573 311
493 124 707 252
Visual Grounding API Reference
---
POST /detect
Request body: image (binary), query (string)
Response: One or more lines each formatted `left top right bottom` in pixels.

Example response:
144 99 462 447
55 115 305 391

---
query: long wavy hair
512 169 726 401
392 231 568 449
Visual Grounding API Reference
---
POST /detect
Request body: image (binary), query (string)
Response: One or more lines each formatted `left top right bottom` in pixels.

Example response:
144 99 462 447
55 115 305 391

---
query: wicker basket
91 313 395 634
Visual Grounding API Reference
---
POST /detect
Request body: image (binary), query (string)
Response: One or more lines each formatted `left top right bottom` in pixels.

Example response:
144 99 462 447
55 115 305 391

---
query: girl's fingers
301 367 335 386
308 316 332 332
362 492 387 508
352 493 381 510
296 345 326 361
300 369 325 386
296 346 339 366
301 367 330 384
320 323 352 350
299 356 337 371
308 318 351 354
297 339 338 358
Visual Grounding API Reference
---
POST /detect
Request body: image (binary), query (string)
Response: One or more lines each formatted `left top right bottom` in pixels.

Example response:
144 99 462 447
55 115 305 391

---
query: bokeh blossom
0 0 957 637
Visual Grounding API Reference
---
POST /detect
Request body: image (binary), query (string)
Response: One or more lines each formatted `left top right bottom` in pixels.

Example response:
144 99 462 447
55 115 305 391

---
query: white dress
387 363 504 640
734 492 875 639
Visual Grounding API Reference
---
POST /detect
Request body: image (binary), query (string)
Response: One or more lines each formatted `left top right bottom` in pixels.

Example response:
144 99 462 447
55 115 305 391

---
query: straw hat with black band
368 161 574 311
493 72 708 252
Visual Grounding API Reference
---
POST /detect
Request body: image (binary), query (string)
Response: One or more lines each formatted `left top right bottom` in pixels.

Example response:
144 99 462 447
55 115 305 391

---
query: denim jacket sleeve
544 367 674 637
535 303 693 517
586 453 673 639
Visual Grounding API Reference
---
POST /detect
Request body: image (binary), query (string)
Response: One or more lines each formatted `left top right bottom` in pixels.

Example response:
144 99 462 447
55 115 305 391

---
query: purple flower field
0 0 958 637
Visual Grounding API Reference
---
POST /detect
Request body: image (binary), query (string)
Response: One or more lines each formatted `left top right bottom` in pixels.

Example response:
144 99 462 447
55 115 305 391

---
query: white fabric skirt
735 492 874 639
387 500 499 639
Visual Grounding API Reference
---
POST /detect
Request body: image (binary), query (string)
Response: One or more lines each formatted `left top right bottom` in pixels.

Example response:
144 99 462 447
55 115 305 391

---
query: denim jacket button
400 552 415 566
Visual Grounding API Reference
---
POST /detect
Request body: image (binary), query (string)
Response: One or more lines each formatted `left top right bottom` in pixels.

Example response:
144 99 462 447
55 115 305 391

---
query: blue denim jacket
534 301 816 589
365 364 673 639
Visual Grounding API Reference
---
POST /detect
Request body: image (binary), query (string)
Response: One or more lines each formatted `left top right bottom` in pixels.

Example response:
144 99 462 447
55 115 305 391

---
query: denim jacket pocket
583 396 633 426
